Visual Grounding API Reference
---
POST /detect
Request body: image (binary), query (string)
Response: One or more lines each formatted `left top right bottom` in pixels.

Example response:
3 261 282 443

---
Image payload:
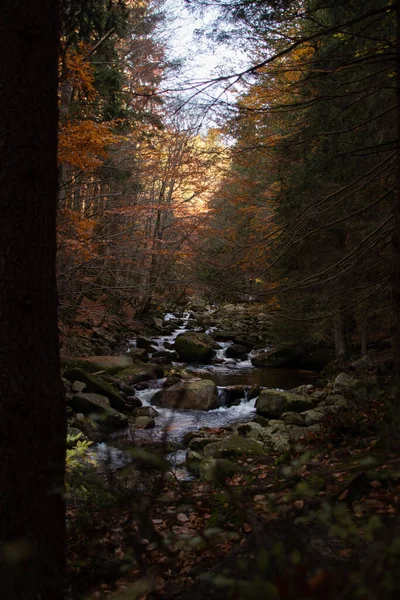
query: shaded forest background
58 0 398 367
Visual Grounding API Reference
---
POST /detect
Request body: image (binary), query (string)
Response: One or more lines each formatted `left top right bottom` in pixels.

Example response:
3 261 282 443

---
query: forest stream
93 311 316 479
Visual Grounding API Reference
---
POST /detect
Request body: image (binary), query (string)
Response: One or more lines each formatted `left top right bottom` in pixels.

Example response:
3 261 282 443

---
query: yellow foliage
64 44 96 101
59 120 120 171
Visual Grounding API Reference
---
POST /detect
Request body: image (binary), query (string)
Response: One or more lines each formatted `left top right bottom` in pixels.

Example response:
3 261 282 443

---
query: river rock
62 355 134 375
152 350 178 363
63 367 126 411
71 380 86 393
293 384 314 395
349 355 375 372
213 331 237 341
303 408 327 426
163 376 182 388
235 422 264 437
251 347 301 368
127 348 149 362
189 437 218 451
174 332 215 363
199 458 241 482
186 451 204 475
117 363 164 385
225 344 248 359
68 393 128 432
132 406 159 418
124 396 142 409
311 390 327 402
152 379 219 411
281 412 304 426
256 389 313 419
218 435 264 457
219 386 246 407
136 336 157 352
134 416 155 429
248 386 261 400
333 372 360 393
203 442 221 458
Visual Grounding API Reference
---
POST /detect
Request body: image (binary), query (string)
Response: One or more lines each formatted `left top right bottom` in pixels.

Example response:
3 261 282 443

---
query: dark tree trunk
333 313 347 367
0 2 66 598
393 0 400 381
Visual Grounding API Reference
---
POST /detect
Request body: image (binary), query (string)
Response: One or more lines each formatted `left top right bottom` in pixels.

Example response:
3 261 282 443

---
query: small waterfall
216 342 231 361
243 387 249 403
217 386 228 407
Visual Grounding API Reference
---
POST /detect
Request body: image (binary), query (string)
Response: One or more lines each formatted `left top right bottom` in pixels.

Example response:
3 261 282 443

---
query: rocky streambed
64 309 354 481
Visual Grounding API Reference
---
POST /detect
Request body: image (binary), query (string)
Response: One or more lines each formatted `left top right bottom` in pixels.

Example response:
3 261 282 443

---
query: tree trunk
0 2 66 598
333 313 347 367
393 0 400 381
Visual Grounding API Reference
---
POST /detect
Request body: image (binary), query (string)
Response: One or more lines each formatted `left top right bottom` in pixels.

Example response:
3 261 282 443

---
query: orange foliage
58 120 120 171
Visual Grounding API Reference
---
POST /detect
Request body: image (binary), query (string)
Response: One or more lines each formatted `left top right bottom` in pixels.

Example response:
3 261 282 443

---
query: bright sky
162 0 248 108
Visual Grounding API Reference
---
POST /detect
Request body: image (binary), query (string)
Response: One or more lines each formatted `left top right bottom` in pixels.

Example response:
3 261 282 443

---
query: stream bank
63 308 325 482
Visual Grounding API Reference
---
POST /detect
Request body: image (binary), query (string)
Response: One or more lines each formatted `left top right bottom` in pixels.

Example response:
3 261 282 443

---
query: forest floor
67 394 400 600
63 302 400 600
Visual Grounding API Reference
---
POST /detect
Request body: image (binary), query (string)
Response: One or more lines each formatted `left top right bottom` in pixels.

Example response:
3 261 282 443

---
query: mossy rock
256 389 313 419
188 437 219 451
117 363 164 384
134 416 155 429
152 379 219 411
61 355 134 375
218 435 264 457
68 393 128 432
63 367 126 411
251 347 301 368
174 332 215 363
186 451 204 475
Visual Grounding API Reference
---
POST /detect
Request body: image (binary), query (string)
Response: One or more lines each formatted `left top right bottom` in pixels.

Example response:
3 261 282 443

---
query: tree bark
393 0 400 381
0 2 66 598
333 313 347 367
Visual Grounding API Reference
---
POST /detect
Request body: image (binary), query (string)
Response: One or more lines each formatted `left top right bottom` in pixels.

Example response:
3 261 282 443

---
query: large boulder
63 367 126 411
62 355 134 375
116 363 164 385
174 332 215 363
152 379 219 411
218 386 246 407
349 355 375 372
251 347 301 368
256 389 314 419
251 346 333 371
68 393 128 432
218 435 264 457
226 344 248 360
134 416 155 429
127 348 149 362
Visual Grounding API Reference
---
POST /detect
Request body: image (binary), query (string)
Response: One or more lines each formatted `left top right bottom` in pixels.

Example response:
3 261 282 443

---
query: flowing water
92 312 315 477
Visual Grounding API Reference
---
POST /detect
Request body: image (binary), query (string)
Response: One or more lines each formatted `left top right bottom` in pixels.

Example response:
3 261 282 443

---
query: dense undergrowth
65 386 400 600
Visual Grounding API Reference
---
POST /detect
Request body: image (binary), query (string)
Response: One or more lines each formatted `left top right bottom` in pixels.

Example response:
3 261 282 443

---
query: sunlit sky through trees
163 0 248 126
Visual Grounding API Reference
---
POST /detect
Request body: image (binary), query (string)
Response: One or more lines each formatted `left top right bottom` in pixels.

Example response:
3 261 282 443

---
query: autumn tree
0 1 66 598
196 0 398 364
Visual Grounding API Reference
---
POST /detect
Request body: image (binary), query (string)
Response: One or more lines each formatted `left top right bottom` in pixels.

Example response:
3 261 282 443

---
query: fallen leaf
338 489 348 501
243 523 252 533
370 480 382 489
294 500 304 510
177 514 189 523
